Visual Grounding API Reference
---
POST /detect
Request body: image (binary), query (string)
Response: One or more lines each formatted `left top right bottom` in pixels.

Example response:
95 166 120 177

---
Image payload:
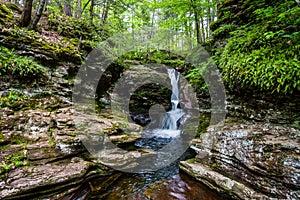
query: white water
142 69 184 139
162 69 184 131
141 69 183 141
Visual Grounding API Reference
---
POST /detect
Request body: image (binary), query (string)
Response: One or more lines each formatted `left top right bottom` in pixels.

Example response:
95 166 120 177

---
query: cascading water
135 68 184 148
68 68 226 200
162 69 184 131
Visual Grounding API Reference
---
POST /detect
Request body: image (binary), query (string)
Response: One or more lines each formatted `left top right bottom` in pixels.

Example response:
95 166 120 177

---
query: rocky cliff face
0 4 138 198
180 0 300 199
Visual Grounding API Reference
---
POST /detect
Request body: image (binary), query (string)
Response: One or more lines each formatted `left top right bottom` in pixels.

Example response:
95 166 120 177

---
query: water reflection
99 173 228 200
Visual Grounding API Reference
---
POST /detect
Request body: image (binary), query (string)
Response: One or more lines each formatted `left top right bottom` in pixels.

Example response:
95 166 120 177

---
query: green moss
49 128 55 147
0 91 30 109
186 158 196 163
0 3 13 24
5 3 22 14
0 150 27 175
196 113 210 136
1 27 82 65
264 152 271 158
211 163 217 168
66 132 78 137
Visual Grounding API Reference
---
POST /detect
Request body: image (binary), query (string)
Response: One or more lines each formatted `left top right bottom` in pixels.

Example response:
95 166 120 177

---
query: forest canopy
0 0 299 95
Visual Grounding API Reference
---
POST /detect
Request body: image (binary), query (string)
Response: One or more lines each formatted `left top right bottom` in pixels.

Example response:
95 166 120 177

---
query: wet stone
184 122 300 199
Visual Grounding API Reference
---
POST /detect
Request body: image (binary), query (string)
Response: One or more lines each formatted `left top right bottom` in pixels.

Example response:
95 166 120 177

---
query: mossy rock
205 0 300 95
0 27 82 65
0 2 13 24
5 3 22 14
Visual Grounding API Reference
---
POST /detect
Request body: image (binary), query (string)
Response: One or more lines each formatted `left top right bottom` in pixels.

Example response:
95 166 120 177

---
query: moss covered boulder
206 0 300 95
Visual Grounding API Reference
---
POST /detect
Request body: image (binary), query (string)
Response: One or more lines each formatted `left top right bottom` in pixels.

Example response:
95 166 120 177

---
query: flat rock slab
0 157 89 199
180 161 266 200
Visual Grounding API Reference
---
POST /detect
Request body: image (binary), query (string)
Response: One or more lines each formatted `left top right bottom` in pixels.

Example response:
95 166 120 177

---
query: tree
89 0 94 24
76 0 82 18
20 0 33 27
190 0 202 43
64 0 72 16
29 0 47 30
101 0 112 24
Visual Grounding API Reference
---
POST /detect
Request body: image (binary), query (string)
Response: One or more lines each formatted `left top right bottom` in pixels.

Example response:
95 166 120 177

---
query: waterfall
162 69 184 130
136 68 184 141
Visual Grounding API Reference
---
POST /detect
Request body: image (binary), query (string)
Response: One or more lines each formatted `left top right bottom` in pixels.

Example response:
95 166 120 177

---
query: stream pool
65 168 231 200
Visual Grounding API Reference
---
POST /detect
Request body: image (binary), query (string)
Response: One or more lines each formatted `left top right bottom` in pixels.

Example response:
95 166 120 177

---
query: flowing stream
68 69 230 200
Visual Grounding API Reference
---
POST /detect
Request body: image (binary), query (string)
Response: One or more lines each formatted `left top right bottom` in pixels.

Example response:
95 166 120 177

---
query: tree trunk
191 0 201 44
80 0 90 16
64 0 72 16
29 0 46 30
200 16 205 42
89 0 94 25
101 0 111 24
20 0 33 27
44 0 48 13
206 4 210 38
76 0 81 18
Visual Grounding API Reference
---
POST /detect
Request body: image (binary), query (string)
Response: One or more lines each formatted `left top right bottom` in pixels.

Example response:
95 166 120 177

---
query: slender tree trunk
200 16 205 42
80 0 90 16
55 0 64 14
64 0 72 16
190 0 202 44
206 7 210 38
89 0 94 25
29 0 46 30
76 0 81 18
101 0 111 24
44 0 48 13
20 0 33 27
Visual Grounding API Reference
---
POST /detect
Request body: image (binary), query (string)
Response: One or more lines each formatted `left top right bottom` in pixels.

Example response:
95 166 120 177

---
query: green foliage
0 91 29 108
0 151 26 175
47 14 108 42
185 66 207 94
210 0 300 94
0 46 46 80
122 50 185 68
211 24 238 39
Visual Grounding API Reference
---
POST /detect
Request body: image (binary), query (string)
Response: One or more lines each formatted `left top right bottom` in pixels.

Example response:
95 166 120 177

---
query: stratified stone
0 157 90 199
182 122 300 199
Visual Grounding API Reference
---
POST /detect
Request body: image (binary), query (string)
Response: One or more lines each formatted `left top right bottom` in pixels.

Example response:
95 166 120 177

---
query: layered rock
180 122 300 199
